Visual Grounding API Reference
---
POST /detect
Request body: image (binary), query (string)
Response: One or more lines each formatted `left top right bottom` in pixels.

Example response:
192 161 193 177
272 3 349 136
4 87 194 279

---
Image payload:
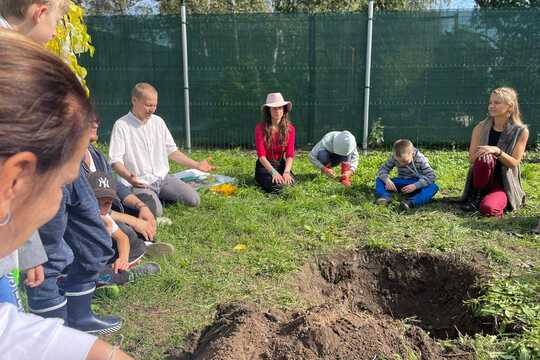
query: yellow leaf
233 244 247 252
45 2 94 95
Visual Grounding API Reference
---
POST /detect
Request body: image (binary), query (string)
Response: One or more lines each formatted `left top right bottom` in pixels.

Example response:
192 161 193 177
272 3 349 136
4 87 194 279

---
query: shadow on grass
293 173 318 182
343 184 375 205
412 198 539 236
462 215 538 236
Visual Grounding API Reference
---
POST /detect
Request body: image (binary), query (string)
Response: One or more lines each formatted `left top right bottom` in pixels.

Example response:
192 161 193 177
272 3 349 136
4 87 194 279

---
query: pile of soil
173 301 453 360
171 249 489 360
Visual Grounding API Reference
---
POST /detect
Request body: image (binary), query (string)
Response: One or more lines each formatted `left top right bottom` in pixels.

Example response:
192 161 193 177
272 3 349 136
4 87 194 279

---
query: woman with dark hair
0 30 132 359
254 93 296 193
461 87 529 217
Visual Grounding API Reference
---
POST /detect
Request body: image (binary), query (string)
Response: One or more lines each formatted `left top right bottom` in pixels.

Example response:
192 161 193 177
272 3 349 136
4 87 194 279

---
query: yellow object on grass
233 244 247 252
210 183 237 196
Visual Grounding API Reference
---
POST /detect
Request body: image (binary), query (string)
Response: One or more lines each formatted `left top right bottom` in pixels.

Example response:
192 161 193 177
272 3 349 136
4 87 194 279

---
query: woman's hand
282 172 294 185
272 173 285 184
475 145 500 162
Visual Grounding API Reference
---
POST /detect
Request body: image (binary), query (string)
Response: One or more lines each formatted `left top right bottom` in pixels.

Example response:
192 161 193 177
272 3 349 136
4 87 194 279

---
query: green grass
97 149 540 359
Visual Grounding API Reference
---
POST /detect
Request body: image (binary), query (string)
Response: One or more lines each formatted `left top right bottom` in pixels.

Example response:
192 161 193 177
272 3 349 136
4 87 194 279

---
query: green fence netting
81 9 540 148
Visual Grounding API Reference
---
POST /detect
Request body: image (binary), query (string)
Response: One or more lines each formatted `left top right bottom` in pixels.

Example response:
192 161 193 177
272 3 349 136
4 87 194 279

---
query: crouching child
308 130 359 187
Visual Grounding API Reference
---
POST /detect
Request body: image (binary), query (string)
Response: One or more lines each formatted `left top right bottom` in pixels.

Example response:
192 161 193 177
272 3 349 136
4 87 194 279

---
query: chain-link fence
81 9 540 148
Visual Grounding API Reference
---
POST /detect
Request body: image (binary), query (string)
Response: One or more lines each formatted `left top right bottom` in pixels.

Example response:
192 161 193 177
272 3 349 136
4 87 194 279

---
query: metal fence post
362 0 374 154
181 3 192 153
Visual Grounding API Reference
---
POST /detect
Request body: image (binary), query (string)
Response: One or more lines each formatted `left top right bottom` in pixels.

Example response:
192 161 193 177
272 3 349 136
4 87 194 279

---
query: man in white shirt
109 83 215 216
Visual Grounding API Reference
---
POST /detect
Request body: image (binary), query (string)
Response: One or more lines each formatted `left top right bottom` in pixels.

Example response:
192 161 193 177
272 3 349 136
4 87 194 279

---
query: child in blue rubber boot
375 139 439 211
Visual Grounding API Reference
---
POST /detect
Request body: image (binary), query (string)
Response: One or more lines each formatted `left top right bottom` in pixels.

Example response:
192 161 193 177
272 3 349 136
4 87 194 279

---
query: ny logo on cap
98 177 110 188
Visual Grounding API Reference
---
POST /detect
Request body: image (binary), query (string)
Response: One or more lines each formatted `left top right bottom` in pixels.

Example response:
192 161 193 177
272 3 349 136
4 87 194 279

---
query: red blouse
255 122 295 160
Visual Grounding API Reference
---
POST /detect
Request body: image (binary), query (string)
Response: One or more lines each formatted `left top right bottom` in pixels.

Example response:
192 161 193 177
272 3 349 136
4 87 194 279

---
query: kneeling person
109 83 215 215
375 139 439 210
309 130 359 187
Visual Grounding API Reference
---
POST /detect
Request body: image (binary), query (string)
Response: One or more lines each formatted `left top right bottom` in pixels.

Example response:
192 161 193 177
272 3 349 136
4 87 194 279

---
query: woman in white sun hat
254 93 296 193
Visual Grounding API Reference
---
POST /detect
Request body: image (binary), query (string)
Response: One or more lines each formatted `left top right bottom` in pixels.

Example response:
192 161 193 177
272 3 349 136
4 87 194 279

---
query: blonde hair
0 0 69 19
393 139 414 157
132 82 158 99
489 87 523 126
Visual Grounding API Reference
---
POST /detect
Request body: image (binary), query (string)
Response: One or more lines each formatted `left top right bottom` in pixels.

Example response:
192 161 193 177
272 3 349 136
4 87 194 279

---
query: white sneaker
157 216 173 226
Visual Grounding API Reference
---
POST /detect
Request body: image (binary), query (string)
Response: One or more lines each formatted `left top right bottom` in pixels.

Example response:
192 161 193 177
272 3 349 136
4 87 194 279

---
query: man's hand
401 184 417 194
129 174 147 188
384 179 397 192
25 265 44 288
197 159 216 172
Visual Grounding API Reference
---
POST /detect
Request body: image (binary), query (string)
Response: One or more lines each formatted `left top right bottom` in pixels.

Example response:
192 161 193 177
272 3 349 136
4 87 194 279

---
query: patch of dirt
171 249 489 360
298 249 490 339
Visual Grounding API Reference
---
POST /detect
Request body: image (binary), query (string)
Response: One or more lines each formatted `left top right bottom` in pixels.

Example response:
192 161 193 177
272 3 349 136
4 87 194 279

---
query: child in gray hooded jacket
309 130 359 186
375 139 439 210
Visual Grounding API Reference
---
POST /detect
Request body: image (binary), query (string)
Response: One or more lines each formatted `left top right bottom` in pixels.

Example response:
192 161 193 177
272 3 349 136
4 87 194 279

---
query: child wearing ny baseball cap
88 171 159 285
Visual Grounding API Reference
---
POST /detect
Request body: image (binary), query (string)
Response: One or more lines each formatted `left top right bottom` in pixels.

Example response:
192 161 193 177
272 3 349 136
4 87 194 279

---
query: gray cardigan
461 118 526 211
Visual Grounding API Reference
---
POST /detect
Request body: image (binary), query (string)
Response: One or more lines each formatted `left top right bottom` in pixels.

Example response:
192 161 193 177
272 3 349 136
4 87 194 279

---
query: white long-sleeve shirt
0 303 96 360
109 112 178 187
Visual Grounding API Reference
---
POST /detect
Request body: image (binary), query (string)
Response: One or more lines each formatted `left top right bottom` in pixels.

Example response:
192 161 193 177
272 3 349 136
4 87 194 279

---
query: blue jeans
26 168 114 312
375 177 439 207
317 150 350 167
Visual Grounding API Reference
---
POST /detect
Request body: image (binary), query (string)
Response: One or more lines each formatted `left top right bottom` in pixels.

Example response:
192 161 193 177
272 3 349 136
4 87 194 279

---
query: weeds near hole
465 272 540 359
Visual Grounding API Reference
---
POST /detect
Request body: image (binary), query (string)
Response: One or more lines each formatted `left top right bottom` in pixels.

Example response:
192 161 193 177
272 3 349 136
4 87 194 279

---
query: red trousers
472 158 507 217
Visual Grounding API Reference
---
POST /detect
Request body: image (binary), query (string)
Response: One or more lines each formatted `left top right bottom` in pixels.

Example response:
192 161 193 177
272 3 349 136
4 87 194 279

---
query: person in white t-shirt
109 82 216 216
0 31 132 360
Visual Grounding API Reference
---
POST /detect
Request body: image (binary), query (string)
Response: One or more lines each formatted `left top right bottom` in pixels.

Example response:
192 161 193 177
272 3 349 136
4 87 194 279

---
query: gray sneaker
144 242 175 259
375 197 391 206
127 262 161 283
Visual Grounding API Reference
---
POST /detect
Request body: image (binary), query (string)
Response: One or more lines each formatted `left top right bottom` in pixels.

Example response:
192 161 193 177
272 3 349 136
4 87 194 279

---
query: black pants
255 159 294 193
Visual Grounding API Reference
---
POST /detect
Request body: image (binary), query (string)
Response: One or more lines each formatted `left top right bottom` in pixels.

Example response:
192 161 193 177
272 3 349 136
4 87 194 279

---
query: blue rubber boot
29 301 68 322
66 288 122 335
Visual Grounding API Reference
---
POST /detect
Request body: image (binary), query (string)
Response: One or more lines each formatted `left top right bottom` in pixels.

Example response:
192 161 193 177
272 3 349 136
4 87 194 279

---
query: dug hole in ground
169 249 494 360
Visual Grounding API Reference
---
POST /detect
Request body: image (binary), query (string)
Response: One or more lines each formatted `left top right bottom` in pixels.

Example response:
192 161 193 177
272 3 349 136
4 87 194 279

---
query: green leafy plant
467 274 540 359
46 2 94 95
368 118 385 148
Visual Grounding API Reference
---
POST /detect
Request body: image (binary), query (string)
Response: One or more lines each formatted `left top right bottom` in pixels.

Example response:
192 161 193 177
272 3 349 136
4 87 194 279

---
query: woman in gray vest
461 87 528 217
